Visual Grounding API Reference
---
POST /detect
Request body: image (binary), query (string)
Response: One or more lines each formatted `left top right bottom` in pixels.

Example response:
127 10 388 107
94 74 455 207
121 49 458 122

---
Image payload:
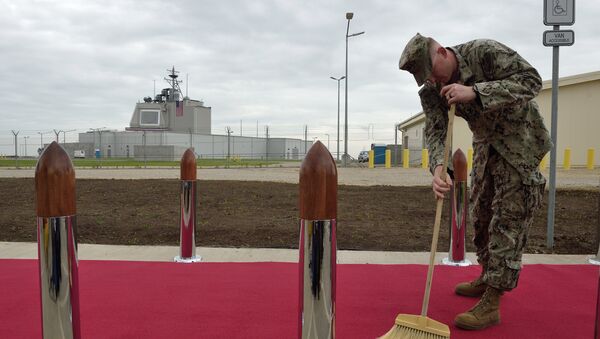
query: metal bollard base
174 255 202 263
442 257 472 266
588 256 600 265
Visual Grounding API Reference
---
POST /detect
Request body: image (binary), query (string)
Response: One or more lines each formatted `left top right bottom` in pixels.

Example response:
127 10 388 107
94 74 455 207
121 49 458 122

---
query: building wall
210 135 266 159
404 74 600 167
285 139 308 160
194 106 211 134
129 102 167 129
133 145 189 161
169 102 193 133
168 101 211 134
452 116 473 158
77 130 303 160
59 142 95 159
400 120 426 165
128 100 211 134
536 79 600 166
267 138 307 160
403 121 425 151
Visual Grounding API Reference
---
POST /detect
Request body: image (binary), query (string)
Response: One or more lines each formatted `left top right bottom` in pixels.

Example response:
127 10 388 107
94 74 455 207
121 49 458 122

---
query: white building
62 67 306 161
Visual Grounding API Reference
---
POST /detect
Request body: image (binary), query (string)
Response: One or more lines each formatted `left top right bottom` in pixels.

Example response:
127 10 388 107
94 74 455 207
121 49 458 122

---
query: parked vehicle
358 150 369 163
74 150 86 158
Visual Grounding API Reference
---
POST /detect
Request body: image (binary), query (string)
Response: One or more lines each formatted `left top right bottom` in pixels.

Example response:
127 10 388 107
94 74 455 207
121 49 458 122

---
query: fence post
590 180 600 338
298 141 337 339
368 150 374 168
403 149 409 168
594 275 600 339
175 148 201 263
35 141 81 339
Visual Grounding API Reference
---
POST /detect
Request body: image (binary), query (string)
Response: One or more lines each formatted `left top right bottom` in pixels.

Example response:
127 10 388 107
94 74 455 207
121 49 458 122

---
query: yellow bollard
467 148 473 171
403 149 409 168
587 148 595 170
422 149 429 169
368 150 374 168
385 149 391 168
539 153 548 170
563 148 571 170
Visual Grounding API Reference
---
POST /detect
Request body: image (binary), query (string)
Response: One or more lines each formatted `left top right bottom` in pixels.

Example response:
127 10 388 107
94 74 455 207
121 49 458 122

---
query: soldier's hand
440 84 476 105
432 165 452 200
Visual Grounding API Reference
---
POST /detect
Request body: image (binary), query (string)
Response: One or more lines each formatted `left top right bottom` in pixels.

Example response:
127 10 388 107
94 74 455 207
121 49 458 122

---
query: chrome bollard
590 247 600 265
595 267 600 339
443 149 472 266
175 148 201 263
35 141 81 339
592 181 599 339
298 141 337 339
589 180 600 265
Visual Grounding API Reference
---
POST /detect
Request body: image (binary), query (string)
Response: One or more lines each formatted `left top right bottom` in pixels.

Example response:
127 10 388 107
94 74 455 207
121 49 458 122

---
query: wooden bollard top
453 148 467 182
180 148 197 180
35 141 76 217
299 141 337 220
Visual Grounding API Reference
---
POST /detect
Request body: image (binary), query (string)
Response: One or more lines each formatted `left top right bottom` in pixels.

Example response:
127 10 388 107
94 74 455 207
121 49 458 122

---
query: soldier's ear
437 46 448 58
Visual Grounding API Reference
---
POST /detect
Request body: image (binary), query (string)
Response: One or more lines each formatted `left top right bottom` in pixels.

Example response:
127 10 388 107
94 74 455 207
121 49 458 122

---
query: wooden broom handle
421 104 455 317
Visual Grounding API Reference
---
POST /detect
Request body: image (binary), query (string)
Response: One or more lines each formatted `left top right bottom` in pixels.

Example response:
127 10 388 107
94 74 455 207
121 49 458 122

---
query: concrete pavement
1 166 599 188
1 242 594 265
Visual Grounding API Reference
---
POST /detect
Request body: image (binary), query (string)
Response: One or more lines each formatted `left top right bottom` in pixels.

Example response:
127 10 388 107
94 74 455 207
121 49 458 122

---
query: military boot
454 286 503 330
455 276 487 297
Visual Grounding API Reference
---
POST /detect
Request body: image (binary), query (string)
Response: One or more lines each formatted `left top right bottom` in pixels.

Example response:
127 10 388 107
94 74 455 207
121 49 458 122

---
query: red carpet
0 259 597 338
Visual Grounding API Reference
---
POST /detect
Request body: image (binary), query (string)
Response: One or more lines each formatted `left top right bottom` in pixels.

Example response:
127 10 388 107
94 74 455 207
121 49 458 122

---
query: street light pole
325 133 330 150
37 131 52 155
62 129 76 144
330 76 345 161
11 130 19 167
344 12 364 167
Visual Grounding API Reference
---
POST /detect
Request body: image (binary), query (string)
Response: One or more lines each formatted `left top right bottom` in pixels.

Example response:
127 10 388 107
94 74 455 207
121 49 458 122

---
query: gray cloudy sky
1 0 599 156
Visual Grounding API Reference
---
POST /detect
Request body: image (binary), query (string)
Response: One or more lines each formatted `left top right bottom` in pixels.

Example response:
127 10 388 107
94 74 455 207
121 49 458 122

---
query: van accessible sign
544 0 575 26
543 30 575 46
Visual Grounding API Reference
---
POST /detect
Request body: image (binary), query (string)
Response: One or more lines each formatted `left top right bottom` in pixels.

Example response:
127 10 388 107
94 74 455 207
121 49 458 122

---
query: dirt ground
0 178 598 254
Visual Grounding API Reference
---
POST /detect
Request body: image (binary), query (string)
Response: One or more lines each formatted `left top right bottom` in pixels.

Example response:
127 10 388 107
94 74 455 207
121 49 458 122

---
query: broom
379 104 455 339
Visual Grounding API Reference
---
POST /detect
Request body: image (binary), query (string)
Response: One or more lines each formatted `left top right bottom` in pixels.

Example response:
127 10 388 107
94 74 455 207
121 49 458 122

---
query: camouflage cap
399 33 432 86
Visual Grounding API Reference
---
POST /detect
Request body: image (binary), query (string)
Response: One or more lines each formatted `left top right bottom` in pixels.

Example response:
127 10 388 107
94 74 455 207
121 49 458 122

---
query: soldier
399 33 551 330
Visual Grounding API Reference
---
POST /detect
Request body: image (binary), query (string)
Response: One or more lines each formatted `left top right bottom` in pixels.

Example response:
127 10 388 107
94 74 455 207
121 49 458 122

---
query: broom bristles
379 314 450 339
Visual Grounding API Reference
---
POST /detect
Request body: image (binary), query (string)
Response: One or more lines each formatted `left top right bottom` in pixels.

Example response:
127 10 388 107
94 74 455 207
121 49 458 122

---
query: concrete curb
1 242 593 265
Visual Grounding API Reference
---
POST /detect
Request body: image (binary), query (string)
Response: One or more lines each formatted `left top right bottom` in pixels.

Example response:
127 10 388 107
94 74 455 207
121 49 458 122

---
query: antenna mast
165 66 183 100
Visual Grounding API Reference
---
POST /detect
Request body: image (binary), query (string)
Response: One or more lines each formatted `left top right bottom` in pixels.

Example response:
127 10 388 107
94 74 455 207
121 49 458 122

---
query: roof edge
398 111 425 130
542 70 600 90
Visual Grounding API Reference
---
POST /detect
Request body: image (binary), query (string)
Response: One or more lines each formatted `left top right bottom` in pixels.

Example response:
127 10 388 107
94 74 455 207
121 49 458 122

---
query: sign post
543 0 575 249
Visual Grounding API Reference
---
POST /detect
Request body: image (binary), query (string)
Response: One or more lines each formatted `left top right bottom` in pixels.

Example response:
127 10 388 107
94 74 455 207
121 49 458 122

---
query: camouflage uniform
416 39 552 290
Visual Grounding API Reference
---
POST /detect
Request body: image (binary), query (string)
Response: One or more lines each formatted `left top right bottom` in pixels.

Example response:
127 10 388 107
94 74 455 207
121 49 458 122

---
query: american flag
176 101 183 117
